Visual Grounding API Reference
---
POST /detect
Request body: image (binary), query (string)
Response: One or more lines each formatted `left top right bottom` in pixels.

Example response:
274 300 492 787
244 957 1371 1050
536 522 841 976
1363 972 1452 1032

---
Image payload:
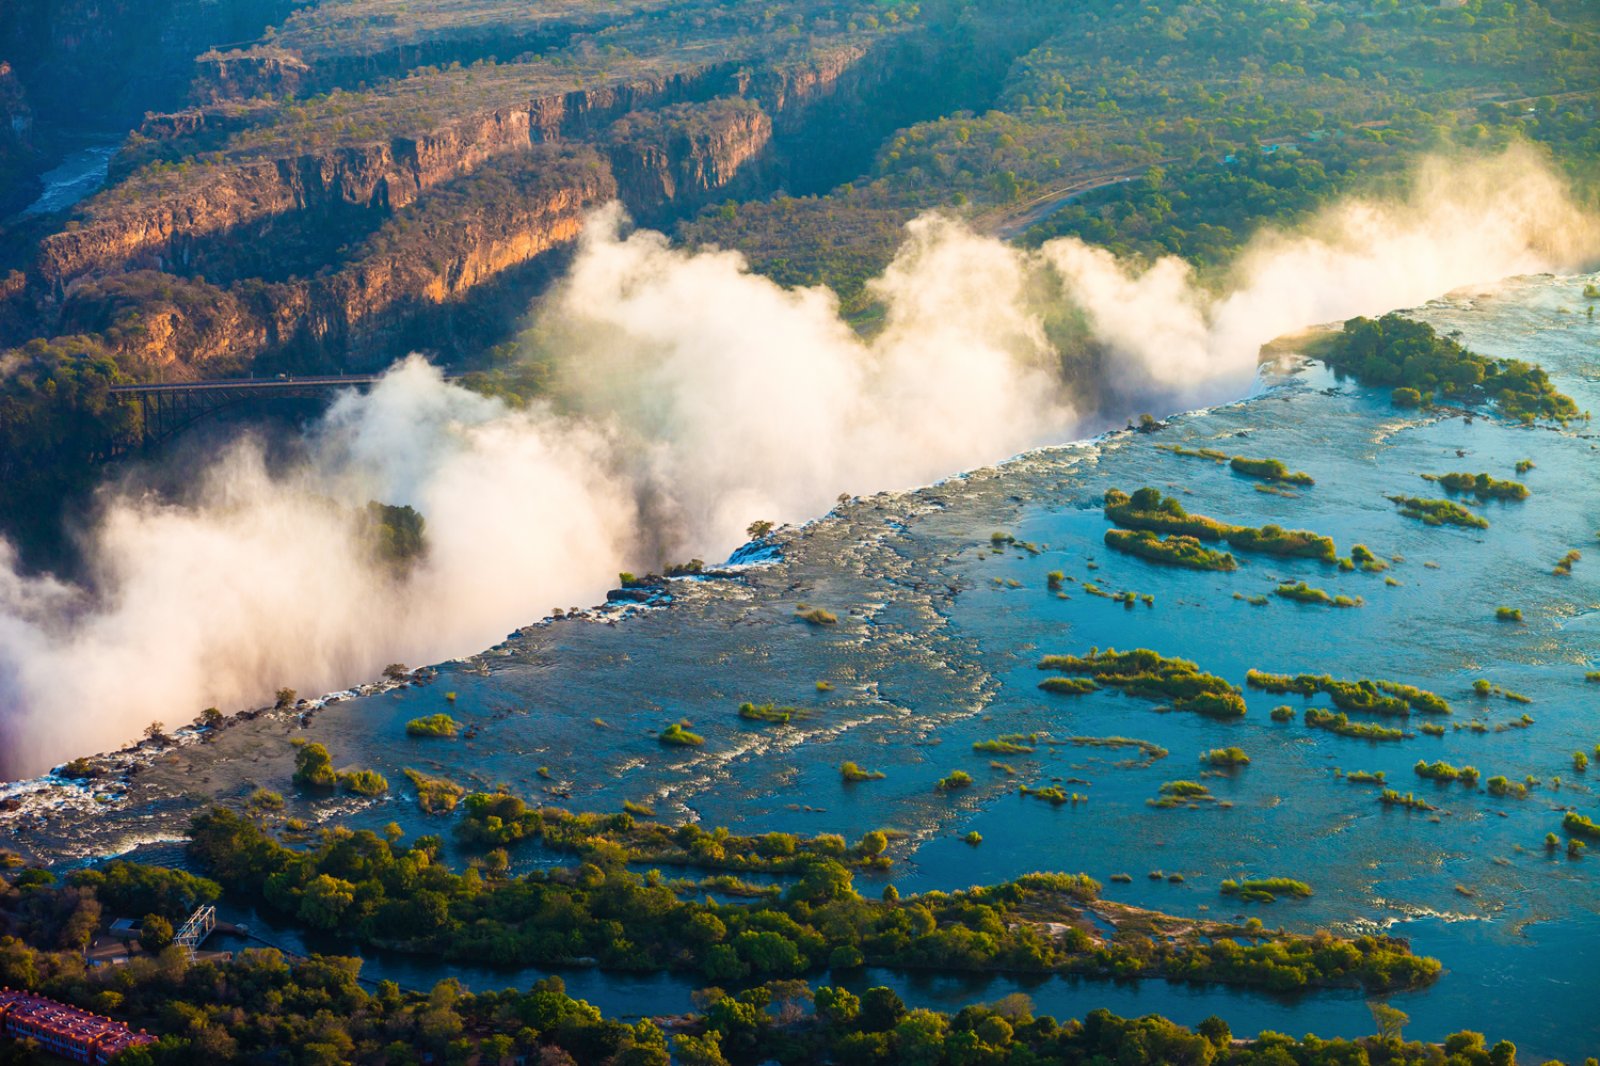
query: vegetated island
1220 877 1313 903
1387 495 1489 530
1159 445 1314 485
1311 313 1583 423
405 713 460 738
0 815 1471 1066
1103 528 1237 571
1246 670 1450 716
1105 488 1337 561
1038 648 1246 718
177 805 1440 994
1420 472 1529 501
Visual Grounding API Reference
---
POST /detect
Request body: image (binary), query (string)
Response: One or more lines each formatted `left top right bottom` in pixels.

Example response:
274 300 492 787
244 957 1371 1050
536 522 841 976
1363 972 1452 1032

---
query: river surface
5 273 1599 1060
18 139 118 216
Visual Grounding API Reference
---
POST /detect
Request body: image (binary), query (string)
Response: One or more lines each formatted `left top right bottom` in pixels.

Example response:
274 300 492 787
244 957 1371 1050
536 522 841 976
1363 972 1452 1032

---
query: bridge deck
109 374 388 395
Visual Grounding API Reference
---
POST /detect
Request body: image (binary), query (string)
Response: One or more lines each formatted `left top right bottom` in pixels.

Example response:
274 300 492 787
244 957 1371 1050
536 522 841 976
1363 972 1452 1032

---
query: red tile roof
0 988 156 1063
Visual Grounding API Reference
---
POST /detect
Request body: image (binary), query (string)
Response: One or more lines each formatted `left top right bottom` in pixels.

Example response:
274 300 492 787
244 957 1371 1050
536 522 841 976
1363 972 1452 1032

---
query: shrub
841 761 885 782
936 770 973 791
403 769 465 813
1495 606 1523 622
406 713 459 738
1103 529 1237 570
973 734 1037 755
797 608 839 626
1229 456 1314 485
660 723 705 747
292 742 338 789
1564 812 1600 839
1220 877 1312 902
1201 747 1250 767
1389 496 1489 530
339 768 389 796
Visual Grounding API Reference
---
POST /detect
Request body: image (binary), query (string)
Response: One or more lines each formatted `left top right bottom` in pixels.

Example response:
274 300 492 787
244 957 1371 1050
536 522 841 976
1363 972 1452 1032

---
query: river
5 272 1598 1060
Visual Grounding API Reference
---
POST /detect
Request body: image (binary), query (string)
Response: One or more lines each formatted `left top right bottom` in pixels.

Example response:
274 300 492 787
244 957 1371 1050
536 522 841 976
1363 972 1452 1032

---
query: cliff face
606 98 773 219
0 60 37 212
58 148 616 375
0 0 299 128
36 61 748 288
18 24 958 378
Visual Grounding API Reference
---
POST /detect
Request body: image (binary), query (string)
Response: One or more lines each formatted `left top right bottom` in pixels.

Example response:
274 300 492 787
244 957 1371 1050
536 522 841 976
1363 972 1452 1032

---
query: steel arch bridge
104 373 433 457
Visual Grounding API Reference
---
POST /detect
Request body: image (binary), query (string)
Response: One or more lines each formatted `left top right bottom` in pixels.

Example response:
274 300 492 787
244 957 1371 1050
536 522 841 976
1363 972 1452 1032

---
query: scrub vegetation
1316 315 1581 423
1038 648 1246 719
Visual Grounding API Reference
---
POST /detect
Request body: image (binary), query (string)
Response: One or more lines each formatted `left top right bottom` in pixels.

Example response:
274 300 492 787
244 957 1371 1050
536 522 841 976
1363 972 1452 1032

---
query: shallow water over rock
8 273 1600 1060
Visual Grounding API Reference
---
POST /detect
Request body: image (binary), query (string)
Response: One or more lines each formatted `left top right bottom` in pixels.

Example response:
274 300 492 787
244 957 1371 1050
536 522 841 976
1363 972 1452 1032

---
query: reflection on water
13 273 1600 1060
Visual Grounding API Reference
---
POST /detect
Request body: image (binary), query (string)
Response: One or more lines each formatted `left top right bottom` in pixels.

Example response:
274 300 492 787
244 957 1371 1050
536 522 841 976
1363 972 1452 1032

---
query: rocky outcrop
36 60 748 288
20 25 971 376
37 106 539 287
56 147 615 373
0 0 300 129
189 47 312 104
606 97 773 218
0 60 37 212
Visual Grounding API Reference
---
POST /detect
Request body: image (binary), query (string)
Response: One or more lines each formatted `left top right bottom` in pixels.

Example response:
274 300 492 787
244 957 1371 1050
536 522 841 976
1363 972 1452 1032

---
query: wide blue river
10 272 1600 1061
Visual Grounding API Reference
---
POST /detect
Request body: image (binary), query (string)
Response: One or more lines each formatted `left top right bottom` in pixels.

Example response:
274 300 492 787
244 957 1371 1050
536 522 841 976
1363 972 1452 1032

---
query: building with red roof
0 988 155 1063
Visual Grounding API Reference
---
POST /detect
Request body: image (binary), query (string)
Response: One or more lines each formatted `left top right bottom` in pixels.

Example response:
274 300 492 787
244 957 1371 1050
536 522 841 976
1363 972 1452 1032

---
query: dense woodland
0 814 1488 1066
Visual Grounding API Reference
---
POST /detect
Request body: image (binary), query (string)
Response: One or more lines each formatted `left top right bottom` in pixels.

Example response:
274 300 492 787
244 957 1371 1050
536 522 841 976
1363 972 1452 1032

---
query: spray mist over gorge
0 147 1594 777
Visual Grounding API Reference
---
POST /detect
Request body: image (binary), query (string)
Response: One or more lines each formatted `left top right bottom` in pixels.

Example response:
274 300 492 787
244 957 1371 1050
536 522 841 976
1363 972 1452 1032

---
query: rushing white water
0 146 1595 776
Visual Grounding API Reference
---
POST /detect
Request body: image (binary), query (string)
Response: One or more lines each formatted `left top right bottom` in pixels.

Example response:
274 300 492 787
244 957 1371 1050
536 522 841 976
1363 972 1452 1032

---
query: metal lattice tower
172 905 216 959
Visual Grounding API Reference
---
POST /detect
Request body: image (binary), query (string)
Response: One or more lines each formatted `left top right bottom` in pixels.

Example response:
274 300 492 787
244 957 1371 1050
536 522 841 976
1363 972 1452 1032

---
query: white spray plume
0 147 1594 775
1042 145 1598 407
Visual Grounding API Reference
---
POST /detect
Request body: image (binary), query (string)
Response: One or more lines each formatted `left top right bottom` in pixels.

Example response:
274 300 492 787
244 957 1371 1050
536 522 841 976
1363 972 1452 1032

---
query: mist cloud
0 147 1594 776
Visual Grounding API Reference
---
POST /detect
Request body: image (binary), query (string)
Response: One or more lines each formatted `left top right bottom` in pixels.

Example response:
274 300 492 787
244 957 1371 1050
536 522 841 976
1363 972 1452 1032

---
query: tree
143 721 166 743
298 874 357 930
746 519 774 540
815 986 860 1026
894 1009 950 1066
1198 1015 1231 1048
860 987 906 1032
1369 1001 1408 1041
672 1032 729 1066
199 707 224 728
276 688 298 708
139 914 174 953
293 742 338 788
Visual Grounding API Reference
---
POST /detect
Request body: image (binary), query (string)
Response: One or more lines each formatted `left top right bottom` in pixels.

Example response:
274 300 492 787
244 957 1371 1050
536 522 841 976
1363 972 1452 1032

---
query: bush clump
1201 747 1250 767
739 702 804 723
405 713 459 738
974 734 1038 755
1038 648 1245 718
339 768 389 797
291 742 338 789
1423 472 1529 501
1229 456 1314 485
403 769 466 813
660 723 705 747
1221 877 1312 902
936 770 973 791
1388 496 1489 530
1305 708 1405 741
1104 528 1237 570
1317 313 1580 423
1564 811 1600 839
1413 760 1480 785
840 761 886 782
